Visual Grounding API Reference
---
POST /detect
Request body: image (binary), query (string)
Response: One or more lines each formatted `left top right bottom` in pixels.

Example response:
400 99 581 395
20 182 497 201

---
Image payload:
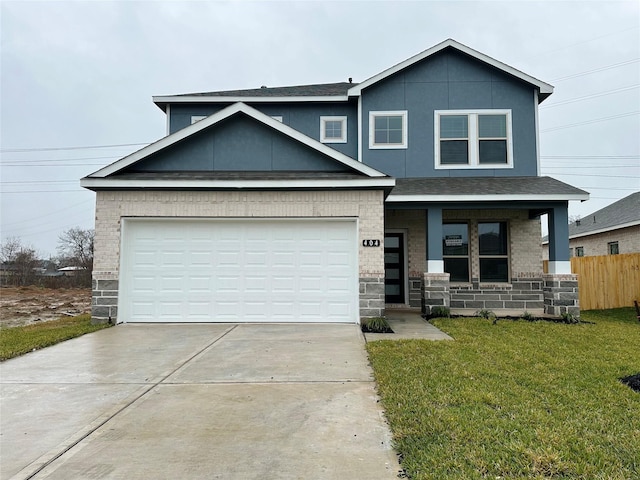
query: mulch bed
620 373 640 393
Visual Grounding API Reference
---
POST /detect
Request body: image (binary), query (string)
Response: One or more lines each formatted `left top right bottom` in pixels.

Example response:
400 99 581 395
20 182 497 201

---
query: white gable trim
86 103 387 179
347 39 554 99
386 193 589 203
80 177 396 190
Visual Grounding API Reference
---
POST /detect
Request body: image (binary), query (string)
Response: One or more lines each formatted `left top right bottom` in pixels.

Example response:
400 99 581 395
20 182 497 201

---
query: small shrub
475 309 494 320
476 309 497 324
361 317 394 333
560 312 580 324
521 311 537 322
429 306 450 319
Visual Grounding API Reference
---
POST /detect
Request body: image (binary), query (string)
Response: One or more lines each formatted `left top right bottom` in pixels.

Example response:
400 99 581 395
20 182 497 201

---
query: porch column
422 207 450 316
426 207 444 273
544 202 580 318
547 203 571 274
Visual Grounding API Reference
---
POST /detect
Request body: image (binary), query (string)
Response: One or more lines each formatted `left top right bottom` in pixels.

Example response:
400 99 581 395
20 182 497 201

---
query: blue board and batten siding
162 48 539 178
168 103 358 159
128 115 350 172
360 49 538 178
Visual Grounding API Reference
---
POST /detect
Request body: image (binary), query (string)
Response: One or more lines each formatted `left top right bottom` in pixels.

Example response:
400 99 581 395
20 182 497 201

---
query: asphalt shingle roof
391 176 588 197
177 82 356 98
568 191 640 237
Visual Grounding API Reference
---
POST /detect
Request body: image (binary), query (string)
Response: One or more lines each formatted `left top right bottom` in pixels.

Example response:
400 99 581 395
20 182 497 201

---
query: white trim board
81 177 396 190
348 39 553 101
386 193 589 203
84 102 389 179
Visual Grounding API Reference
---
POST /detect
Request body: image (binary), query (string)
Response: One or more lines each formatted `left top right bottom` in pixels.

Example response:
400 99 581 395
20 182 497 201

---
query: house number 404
362 239 381 247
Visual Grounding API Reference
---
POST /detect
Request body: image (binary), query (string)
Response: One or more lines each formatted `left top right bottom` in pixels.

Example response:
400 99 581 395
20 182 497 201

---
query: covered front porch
382 177 589 318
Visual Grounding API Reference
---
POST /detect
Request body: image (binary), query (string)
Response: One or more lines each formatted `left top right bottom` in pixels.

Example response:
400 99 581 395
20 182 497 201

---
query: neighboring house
82 39 588 324
543 192 640 259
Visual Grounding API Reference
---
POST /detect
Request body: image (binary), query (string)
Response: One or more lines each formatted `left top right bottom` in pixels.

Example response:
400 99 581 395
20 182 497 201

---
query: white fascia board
80 177 396 190
87 102 387 179
568 220 640 239
348 39 554 98
153 95 349 106
385 193 590 203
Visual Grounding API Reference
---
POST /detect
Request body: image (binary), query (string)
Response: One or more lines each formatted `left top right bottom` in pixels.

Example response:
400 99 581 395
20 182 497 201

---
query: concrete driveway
1 324 400 479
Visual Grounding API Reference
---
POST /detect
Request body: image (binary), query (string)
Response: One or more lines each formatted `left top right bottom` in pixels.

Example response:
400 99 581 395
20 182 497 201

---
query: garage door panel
120 219 357 323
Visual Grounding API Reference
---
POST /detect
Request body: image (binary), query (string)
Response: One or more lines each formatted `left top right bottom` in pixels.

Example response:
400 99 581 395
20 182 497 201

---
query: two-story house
82 39 588 325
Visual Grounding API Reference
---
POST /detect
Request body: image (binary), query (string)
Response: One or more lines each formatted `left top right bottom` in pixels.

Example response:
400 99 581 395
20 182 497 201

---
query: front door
384 233 405 304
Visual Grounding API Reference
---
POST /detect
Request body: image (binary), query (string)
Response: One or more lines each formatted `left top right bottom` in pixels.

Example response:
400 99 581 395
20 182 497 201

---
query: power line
540 85 639 109
0 155 121 164
1 190 84 194
0 142 151 153
1 199 94 227
1 163 107 167
550 58 640 82
541 155 639 159
540 111 639 133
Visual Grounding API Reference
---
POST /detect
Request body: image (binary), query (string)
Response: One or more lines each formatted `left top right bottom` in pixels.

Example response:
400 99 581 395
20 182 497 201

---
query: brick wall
93 189 385 322
543 225 639 260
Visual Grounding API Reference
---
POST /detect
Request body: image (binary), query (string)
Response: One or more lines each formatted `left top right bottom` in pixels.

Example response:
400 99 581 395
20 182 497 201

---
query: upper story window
369 111 408 149
191 115 207 124
320 116 347 143
435 110 513 169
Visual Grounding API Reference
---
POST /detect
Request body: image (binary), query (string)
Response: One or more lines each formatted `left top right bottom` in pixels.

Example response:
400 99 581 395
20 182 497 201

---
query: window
608 242 619 255
443 223 470 282
478 222 509 282
191 115 207 124
369 111 408 149
575 246 584 257
320 116 347 143
435 110 512 168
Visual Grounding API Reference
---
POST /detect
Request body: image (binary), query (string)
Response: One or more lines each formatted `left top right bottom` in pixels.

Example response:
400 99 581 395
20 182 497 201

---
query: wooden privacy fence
544 253 640 310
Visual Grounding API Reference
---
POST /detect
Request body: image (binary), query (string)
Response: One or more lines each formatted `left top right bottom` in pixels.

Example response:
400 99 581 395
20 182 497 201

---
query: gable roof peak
347 38 554 102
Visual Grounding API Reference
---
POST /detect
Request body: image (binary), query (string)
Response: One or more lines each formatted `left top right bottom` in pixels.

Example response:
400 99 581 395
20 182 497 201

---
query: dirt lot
0 286 92 328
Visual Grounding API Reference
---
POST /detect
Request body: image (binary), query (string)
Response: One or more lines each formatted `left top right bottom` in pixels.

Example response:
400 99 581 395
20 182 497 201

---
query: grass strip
367 308 640 479
0 315 110 361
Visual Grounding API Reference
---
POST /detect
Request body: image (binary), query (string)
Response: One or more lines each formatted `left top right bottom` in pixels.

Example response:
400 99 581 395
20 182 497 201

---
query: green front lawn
0 315 111 361
367 308 640 479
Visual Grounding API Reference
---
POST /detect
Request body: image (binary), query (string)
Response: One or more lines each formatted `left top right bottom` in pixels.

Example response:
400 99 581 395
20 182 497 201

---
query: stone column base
542 273 580 318
422 272 450 316
91 272 119 324
360 277 385 319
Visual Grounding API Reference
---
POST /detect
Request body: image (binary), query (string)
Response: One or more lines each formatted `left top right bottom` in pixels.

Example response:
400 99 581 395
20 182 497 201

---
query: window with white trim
435 110 512 168
320 116 347 143
191 115 207 124
369 111 408 149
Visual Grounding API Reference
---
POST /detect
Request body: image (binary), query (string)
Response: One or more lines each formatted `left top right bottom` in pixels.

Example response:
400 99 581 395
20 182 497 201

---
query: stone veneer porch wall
92 190 385 323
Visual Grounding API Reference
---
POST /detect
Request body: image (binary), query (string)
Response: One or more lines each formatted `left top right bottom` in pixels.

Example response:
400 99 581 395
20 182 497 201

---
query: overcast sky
1 0 639 258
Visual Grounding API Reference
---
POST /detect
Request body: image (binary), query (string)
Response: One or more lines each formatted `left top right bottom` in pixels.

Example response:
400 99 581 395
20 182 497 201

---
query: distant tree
57 228 94 271
568 214 581 225
0 237 39 286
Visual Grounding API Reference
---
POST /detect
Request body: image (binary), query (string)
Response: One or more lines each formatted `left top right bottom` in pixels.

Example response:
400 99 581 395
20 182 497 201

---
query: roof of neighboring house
153 39 553 111
387 176 589 202
568 192 640 238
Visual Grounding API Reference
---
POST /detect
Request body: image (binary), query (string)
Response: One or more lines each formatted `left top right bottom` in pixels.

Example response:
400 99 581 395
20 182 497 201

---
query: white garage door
119 218 358 323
